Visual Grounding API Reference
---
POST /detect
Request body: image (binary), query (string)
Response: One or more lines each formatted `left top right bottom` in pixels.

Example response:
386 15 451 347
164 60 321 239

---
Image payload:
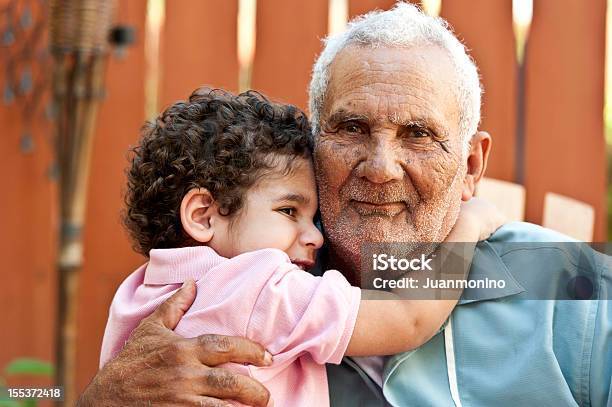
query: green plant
0 358 54 407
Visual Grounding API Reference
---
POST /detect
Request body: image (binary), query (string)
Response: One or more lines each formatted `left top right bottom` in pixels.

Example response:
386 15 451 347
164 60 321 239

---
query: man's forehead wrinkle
376 91 394 120
326 71 456 138
330 57 371 90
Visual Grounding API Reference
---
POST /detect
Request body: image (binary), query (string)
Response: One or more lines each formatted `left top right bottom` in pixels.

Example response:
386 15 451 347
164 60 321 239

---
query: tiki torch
49 0 115 404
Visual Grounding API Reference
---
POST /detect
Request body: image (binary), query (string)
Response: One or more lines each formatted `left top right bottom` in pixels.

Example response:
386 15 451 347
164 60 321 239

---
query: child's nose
302 224 324 250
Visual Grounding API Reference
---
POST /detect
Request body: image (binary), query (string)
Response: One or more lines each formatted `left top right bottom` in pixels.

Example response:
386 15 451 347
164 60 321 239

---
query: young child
100 88 502 406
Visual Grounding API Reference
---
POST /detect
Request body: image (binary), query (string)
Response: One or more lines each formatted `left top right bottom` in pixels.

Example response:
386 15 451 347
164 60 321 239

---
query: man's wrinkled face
314 44 467 279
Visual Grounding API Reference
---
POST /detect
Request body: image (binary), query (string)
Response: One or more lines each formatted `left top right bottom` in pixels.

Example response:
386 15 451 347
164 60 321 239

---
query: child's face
213 158 324 270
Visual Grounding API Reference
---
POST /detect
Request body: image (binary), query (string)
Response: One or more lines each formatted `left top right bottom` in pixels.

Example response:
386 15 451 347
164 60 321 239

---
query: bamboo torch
49 0 115 405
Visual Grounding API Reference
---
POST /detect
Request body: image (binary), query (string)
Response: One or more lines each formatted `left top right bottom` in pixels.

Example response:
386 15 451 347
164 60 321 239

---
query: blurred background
0 0 608 405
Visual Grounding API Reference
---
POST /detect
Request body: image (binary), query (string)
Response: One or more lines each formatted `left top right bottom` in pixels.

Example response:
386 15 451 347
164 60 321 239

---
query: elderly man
79 3 610 406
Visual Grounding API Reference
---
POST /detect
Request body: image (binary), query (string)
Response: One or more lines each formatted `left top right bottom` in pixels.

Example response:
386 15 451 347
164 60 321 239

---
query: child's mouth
291 259 315 271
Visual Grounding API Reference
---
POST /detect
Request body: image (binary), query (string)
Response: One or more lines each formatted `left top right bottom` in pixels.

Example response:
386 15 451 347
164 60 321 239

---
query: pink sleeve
247 267 361 365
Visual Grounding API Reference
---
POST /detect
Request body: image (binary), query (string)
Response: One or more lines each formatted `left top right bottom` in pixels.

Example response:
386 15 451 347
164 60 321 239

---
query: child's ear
180 188 218 243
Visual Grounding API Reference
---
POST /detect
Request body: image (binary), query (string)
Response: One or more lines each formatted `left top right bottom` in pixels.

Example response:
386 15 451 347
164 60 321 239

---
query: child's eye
278 207 296 217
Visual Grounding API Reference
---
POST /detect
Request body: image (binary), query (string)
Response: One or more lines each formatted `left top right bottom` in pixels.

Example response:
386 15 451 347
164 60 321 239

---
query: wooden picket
251 0 328 110
159 0 239 106
524 0 606 240
0 0 56 390
441 0 517 182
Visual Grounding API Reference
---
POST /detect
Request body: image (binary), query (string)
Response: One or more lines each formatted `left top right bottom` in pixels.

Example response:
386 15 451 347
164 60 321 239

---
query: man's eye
341 122 364 134
404 126 432 139
278 207 296 217
411 128 430 138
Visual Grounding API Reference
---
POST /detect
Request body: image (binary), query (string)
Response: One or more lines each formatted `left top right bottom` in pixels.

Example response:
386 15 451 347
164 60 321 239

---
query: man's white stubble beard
324 161 466 276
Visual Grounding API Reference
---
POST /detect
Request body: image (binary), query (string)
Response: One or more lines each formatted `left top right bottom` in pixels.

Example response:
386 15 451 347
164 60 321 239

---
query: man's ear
180 188 217 243
462 131 492 201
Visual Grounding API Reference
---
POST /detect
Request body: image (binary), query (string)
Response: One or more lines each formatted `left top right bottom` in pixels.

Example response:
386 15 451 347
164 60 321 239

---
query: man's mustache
340 179 419 207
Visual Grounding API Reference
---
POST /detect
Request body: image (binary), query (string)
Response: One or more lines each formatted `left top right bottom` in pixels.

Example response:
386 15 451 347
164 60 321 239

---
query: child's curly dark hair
124 88 313 256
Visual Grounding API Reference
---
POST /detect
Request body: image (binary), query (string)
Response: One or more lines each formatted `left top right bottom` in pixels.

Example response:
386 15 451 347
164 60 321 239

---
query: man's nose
357 138 404 183
301 223 324 250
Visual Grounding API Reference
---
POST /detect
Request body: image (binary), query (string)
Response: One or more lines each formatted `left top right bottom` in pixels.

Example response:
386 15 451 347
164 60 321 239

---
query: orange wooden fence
0 0 607 395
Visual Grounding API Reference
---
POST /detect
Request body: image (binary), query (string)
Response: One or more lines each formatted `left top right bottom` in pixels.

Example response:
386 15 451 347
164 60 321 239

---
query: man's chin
349 212 419 243
327 220 420 257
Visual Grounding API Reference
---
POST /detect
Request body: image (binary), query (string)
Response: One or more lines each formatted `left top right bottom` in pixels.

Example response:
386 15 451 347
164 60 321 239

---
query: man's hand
459 197 506 241
78 280 272 406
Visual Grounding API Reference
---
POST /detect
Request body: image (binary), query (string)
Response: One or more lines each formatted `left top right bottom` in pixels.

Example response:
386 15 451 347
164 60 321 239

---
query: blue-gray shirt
326 222 611 406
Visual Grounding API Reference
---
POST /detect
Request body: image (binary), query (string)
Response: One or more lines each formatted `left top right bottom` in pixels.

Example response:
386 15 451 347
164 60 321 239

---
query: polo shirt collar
144 246 225 285
458 240 525 305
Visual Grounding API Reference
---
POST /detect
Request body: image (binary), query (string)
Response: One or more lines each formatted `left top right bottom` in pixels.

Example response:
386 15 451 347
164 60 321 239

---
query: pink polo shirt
100 246 361 406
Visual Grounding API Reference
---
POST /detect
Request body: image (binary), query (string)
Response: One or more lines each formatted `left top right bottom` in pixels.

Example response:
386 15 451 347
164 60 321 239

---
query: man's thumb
150 279 197 330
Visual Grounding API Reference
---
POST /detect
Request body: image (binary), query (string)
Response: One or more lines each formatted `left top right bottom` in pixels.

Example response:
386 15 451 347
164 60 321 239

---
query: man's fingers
197 367 270 407
148 280 197 329
192 335 272 367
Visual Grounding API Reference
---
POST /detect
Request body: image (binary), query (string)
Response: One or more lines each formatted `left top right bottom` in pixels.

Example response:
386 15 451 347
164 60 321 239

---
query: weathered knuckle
199 334 234 354
205 369 239 391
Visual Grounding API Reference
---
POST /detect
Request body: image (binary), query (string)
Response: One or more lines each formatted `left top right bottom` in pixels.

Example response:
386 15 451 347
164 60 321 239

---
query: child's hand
458 198 506 241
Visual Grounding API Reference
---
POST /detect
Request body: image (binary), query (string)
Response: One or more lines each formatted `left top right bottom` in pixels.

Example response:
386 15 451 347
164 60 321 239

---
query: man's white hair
308 2 482 150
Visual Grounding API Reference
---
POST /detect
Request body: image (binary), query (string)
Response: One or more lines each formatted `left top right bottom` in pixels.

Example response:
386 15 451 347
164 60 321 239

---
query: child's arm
346 198 505 356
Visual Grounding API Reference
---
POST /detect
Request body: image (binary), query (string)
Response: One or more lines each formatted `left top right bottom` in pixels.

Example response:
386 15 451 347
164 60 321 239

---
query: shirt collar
458 240 525 305
144 246 226 285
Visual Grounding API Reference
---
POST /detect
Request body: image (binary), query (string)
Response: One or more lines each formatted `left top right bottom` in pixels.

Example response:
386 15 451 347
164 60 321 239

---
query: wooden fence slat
441 0 517 182
476 177 526 222
0 0 56 387
0 96 56 382
160 0 239 106
524 0 606 240
543 192 595 241
74 0 148 393
251 0 328 111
